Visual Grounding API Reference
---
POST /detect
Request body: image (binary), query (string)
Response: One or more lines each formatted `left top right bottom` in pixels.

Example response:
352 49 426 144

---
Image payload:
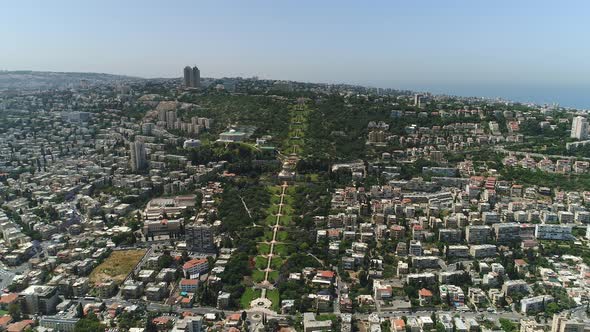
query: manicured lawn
267 203 293 216
267 204 280 215
276 231 289 241
270 195 282 204
266 289 280 312
265 215 278 225
268 186 282 195
286 186 297 195
255 256 268 270
280 214 293 225
252 270 266 283
317 314 338 321
281 195 294 205
263 231 275 241
252 269 279 283
289 140 304 148
240 288 261 309
267 271 279 283
279 204 294 215
289 130 305 138
270 256 284 270
258 243 271 255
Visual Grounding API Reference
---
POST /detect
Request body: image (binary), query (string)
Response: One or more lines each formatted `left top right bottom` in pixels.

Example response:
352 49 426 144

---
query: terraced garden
241 101 310 312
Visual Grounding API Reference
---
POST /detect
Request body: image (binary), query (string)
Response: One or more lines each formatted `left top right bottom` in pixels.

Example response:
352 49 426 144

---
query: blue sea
369 80 590 110
410 83 590 110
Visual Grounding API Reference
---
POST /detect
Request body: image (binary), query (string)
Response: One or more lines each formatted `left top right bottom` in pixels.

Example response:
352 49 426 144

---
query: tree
74 312 105 332
158 253 174 269
499 318 516 332
8 303 21 321
264 319 279 332
76 302 84 318
546 302 560 316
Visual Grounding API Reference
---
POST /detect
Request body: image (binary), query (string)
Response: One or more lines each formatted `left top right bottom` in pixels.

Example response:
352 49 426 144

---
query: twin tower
183 66 201 88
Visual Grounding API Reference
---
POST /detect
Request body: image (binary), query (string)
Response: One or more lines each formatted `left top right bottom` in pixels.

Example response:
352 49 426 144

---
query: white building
571 116 588 140
521 295 553 314
535 224 573 241
130 141 148 172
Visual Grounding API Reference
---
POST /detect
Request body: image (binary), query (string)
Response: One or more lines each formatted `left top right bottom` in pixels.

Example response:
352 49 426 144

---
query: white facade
571 116 588 140
535 224 573 240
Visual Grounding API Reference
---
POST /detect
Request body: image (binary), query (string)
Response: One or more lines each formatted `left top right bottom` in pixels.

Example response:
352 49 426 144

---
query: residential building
535 224 573 240
185 222 215 252
466 225 491 244
494 223 521 243
551 312 590 332
521 295 554 314
19 285 60 315
469 244 496 258
180 279 199 293
571 116 588 140
130 141 148 172
183 258 209 278
303 312 332 332
185 316 204 332
502 280 530 296
446 245 469 258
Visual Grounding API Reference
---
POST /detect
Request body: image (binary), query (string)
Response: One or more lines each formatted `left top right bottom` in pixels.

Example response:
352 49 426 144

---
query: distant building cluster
157 108 211 135
504 154 590 174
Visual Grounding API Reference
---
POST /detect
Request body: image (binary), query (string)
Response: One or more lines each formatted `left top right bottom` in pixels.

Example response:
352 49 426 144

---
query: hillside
0 70 141 91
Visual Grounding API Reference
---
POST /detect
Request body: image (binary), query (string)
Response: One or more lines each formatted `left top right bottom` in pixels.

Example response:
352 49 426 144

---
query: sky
2 1 590 108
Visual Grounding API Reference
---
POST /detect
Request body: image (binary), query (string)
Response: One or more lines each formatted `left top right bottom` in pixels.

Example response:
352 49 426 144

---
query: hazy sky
2 1 590 107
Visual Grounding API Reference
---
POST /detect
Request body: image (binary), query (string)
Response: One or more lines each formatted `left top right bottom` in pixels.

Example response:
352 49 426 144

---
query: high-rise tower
130 141 147 172
191 66 200 88
183 65 201 88
183 66 192 87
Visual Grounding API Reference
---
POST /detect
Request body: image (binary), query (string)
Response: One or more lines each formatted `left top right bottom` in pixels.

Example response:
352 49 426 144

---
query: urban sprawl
0 69 590 332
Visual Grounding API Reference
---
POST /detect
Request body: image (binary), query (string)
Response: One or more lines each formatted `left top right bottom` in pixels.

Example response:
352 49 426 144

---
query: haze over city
2 0 590 108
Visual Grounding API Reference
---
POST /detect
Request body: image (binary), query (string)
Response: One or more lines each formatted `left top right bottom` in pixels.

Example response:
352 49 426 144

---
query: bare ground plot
89 249 146 285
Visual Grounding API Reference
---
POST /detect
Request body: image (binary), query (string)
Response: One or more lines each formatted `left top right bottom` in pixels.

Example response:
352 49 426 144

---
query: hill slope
0 70 142 91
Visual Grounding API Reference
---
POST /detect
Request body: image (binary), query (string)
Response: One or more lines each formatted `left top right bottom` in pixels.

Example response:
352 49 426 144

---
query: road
74 293 590 329
333 266 342 315
355 308 524 324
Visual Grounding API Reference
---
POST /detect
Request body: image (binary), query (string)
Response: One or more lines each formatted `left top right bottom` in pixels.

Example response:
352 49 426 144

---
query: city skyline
2 1 590 108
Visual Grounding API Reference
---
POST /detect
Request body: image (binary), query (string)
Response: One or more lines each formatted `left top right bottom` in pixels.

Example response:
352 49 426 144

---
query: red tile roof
419 288 433 297
0 294 18 304
183 258 208 270
317 270 335 278
228 313 241 321
0 316 13 327
7 320 33 332
180 278 199 286
152 316 172 325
